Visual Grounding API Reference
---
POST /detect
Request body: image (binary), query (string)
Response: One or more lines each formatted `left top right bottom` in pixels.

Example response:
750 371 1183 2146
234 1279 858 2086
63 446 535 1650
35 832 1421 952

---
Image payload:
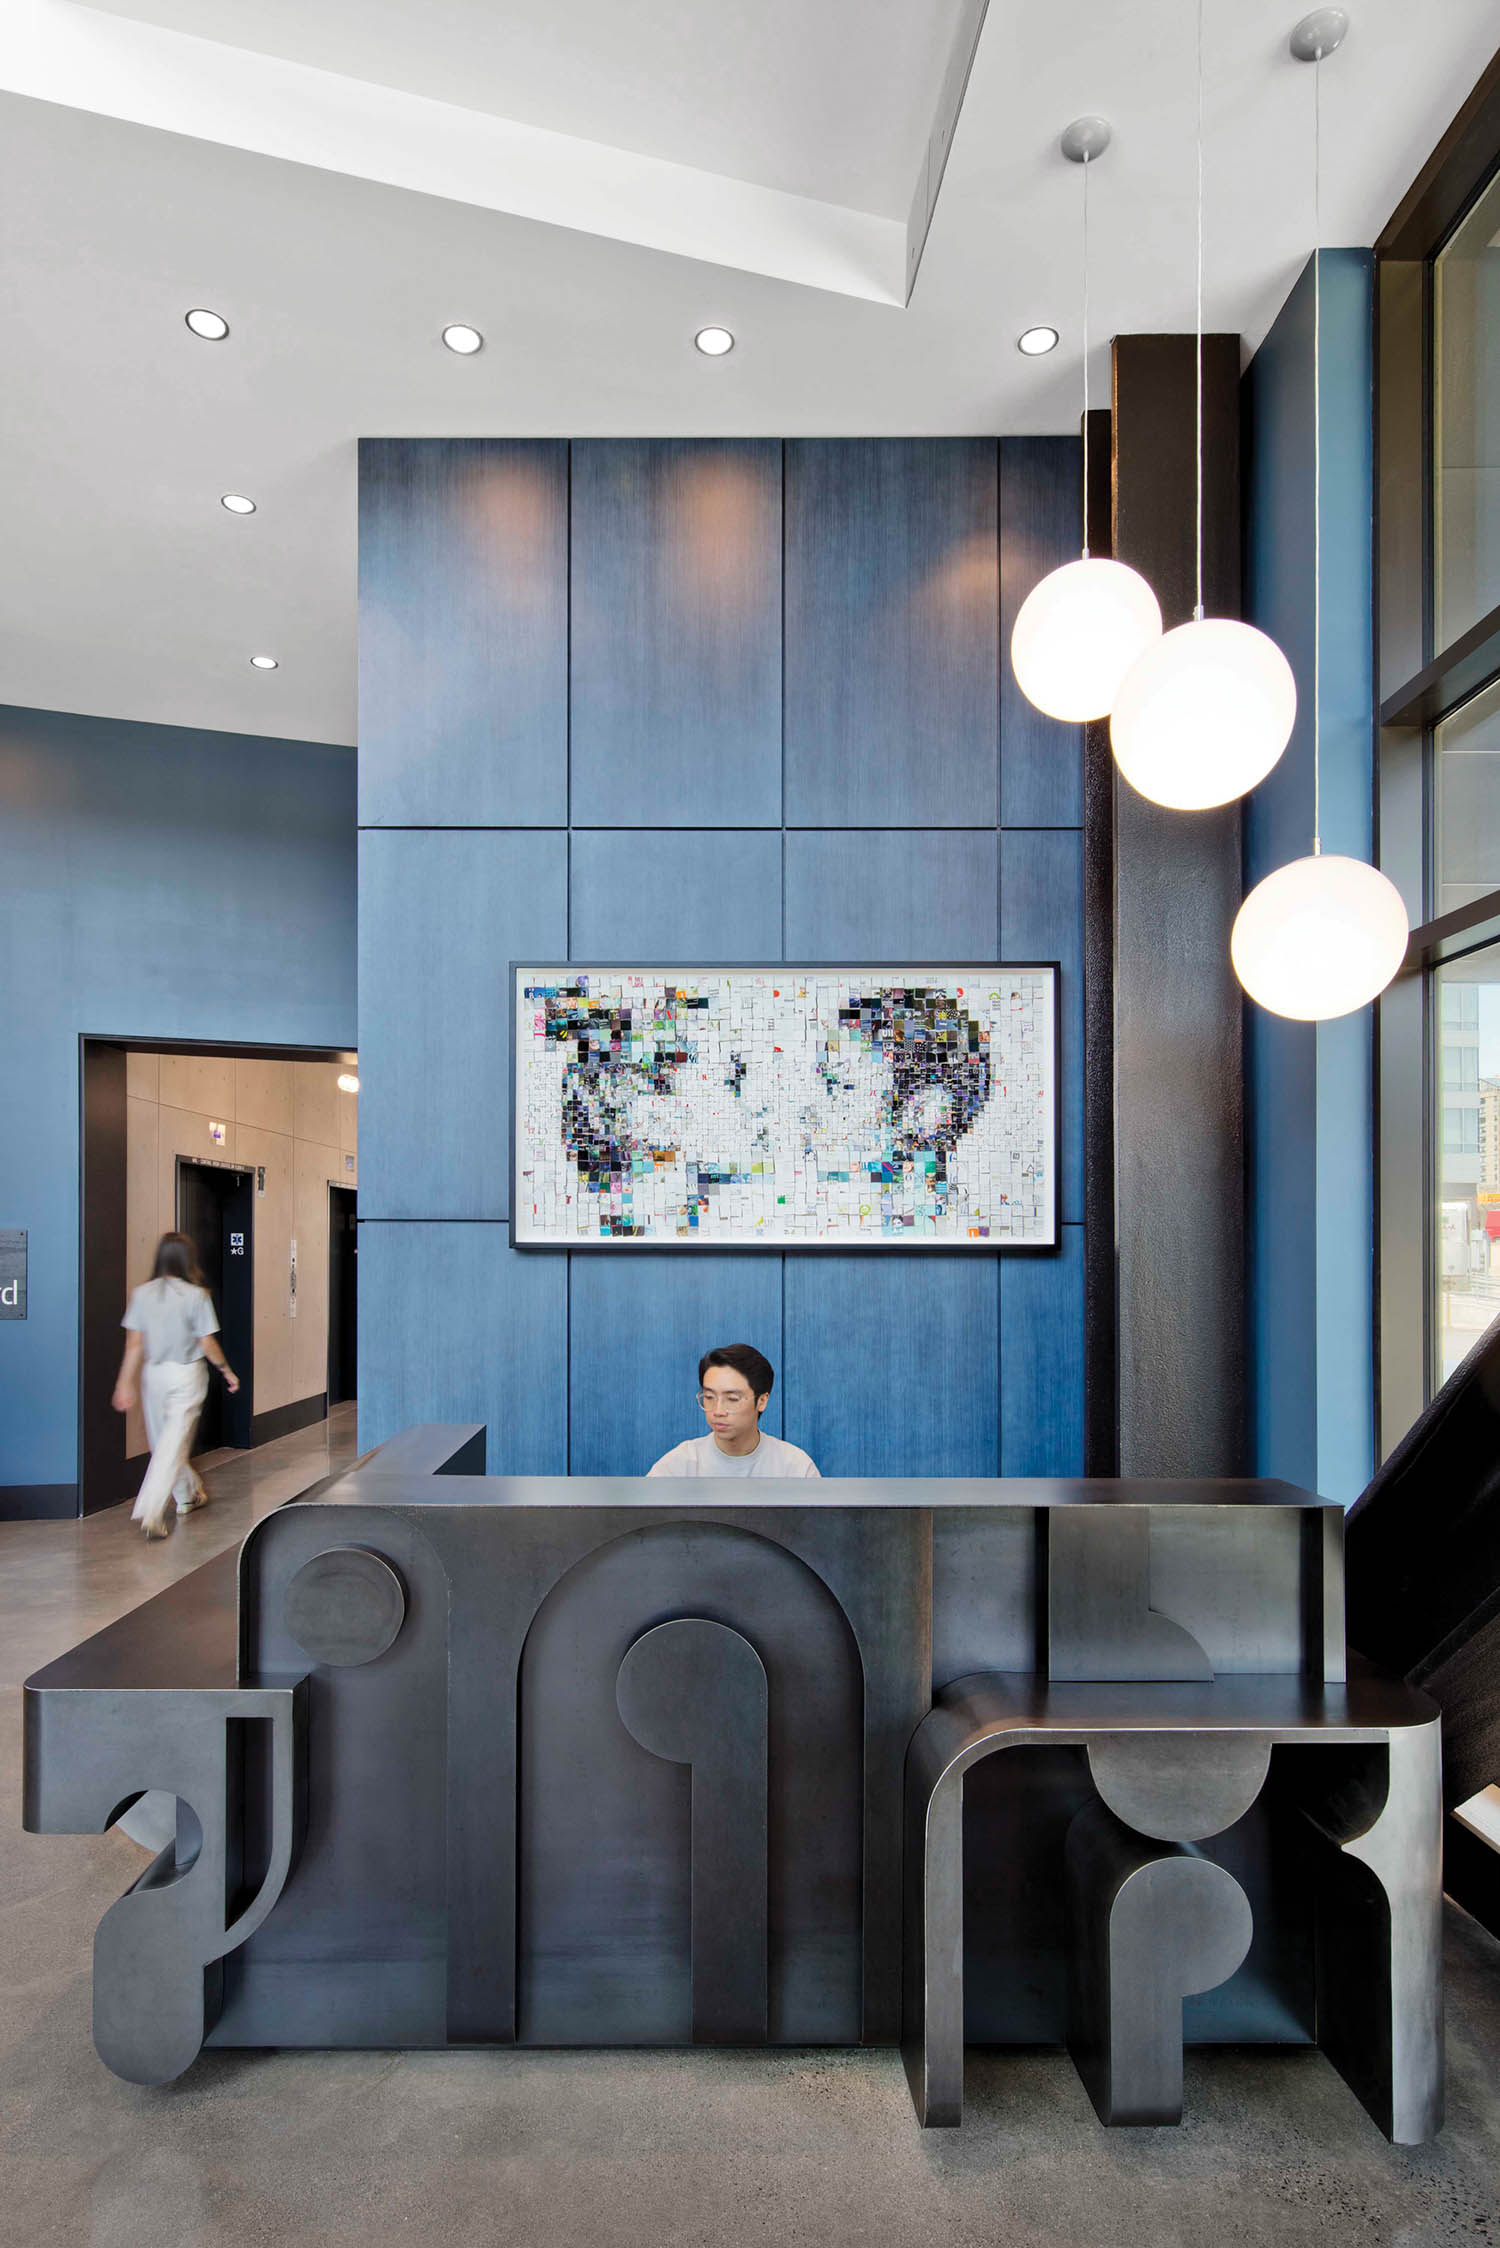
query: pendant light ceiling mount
1290 8 1348 62
1060 116 1112 165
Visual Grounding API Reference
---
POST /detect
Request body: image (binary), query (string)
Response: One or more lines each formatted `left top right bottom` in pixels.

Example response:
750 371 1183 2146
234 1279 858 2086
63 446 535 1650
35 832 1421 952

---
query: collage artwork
513 966 1057 1249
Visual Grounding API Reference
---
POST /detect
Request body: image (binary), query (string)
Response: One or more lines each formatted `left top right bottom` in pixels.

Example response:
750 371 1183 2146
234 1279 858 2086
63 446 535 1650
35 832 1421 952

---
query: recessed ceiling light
249 654 279 670
1017 325 1060 356
441 323 484 355
694 326 735 357
185 307 229 341
220 493 256 515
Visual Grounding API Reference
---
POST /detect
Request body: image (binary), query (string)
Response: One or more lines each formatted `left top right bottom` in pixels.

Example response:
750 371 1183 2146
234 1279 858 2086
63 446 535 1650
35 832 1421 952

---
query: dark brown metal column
1110 334 1246 1475
1082 405 1119 1474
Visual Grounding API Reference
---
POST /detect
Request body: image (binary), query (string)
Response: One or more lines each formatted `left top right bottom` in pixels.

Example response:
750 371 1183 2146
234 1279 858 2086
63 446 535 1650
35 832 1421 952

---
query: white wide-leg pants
132 1359 209 1530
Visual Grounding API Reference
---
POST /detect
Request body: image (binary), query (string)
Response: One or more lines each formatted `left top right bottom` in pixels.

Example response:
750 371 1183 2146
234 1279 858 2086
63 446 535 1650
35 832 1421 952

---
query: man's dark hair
698 1342 774 1403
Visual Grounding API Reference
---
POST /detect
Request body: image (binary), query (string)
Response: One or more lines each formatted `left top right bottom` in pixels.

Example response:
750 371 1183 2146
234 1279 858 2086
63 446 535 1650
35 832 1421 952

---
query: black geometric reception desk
22 1430 1442 2142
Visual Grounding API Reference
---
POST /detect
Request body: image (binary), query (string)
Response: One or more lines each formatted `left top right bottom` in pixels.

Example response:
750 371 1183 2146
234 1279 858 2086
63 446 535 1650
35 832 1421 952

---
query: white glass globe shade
1110 617 1297 808
1232 854 1410 1021
1010 558 1162 722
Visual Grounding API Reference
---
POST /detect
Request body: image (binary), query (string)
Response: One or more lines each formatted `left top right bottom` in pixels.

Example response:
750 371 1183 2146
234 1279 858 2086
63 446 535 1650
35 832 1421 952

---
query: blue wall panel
570 440 782 828
784 1257 999 1476
357 437 1088 1484
1000 828 1084 1225
784 830 998 962
569 830 782 960
569 1254 785 1476
998 437 1085 827
358 1223 567 1471
1000 1225 1086 1474
359 828 567 1221
784 440 998 829
0 704 355 1491
358 440 569 828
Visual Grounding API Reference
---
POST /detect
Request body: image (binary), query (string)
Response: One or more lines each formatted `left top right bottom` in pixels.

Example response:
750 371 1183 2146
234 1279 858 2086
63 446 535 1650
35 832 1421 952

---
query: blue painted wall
358 438 1088 1477
0 703 357 1496
1242 251 1376 1504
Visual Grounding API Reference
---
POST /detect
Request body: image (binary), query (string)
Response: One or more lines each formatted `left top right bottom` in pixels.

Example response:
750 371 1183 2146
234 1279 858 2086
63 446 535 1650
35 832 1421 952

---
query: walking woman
111 1231 239 1539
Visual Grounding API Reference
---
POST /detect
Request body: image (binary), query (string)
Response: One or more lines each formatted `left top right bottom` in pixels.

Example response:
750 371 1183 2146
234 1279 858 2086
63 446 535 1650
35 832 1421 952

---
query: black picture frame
509 961 1062 1253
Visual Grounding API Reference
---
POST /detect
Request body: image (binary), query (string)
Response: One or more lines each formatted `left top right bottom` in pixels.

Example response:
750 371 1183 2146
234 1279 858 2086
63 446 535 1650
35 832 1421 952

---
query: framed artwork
511 964 1058 1251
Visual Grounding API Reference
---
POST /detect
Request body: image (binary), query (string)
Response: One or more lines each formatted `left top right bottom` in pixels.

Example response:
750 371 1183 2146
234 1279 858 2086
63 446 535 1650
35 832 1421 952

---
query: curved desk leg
617 1618 769 2045
95 1835 227 2086
1304 1721 1444 2145
26 1682 306 2085
902 1768 965 2126
1064 1803 1253 2125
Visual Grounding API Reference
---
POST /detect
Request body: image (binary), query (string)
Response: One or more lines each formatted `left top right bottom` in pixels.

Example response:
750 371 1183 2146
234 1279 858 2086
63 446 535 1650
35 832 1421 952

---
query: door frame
77 1033 355 1515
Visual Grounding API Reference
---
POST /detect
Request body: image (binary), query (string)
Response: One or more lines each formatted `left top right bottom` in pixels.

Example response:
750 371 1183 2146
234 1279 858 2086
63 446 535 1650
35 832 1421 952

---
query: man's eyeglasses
697 1389 751 1408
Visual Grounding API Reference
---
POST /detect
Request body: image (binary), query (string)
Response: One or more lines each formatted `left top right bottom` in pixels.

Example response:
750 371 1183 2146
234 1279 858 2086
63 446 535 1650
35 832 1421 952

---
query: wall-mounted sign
209 1121 227 1146
229 1232 245 1257
512 963 1059 1250
256 1166 266 1196
0 1229 26 1318
345 1154 355 1173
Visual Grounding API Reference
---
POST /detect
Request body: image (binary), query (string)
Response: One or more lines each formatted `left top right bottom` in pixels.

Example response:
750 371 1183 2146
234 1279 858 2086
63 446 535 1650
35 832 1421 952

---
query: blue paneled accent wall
0 704 356 1507
357 437 1088 1477
1242 252 1376 1505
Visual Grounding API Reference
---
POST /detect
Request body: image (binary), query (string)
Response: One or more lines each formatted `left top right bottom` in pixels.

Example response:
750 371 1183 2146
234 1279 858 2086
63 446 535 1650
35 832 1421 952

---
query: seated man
649 1342 821 1479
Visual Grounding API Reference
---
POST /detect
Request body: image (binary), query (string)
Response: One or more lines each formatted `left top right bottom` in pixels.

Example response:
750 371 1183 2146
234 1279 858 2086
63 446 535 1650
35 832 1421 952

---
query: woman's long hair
152 1231 205 1286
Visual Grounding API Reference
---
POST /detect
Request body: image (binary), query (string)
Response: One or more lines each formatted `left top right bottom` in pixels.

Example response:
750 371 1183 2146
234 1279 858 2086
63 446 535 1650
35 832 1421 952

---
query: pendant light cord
1194 0 1204 620
1312 43 1323 855
1081 148 1091 559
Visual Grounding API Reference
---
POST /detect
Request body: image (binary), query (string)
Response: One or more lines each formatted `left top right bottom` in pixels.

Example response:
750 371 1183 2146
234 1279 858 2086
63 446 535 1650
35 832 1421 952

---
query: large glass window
1433 943 1500 1387
1435 167 1500 648
1379 93 1500 1436
1436 676 1500 916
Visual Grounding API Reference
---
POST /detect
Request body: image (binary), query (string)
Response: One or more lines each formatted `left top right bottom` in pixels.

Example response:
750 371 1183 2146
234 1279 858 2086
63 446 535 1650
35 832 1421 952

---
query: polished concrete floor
4 1413 1500 2248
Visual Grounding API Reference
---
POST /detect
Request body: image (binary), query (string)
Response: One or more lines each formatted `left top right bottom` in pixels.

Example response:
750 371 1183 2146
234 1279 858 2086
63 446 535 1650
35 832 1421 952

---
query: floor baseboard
0 1483 80 1521
249 1393 329 1448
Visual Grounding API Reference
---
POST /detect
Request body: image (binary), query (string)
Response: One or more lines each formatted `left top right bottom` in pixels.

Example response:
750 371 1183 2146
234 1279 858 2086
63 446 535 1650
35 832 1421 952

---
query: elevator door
176 1160 255 1450
328 1185 357 1406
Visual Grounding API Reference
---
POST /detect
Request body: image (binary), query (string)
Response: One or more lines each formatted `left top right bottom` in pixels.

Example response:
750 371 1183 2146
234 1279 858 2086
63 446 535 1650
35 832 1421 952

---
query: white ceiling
0 0 1496 747
77 0 963 215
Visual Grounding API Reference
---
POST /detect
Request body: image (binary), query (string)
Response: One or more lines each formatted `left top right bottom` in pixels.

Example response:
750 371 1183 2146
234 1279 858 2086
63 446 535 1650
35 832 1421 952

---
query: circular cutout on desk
285 1547 406 1667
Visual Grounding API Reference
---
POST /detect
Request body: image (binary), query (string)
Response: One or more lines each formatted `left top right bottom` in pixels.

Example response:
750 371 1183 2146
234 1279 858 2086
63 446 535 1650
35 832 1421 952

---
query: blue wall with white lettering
1242 251 1376 1504
0 703 356 1505
357 438 1087 1477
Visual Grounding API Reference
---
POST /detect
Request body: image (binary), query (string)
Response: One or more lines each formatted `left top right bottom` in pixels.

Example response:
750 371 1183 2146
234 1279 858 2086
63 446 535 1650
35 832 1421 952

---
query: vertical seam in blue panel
999 1252 1007 1474
779 442 787 1445
565 438 573 1473
996 442 1006 1471
996 438 1004 834
565 440 573 837
779 438 787 963
780 1255 787 1448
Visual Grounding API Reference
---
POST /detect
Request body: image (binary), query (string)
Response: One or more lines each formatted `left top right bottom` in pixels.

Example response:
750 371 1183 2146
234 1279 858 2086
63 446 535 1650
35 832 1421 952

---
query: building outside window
1436 950 1500 1384
1377 74 1500 1438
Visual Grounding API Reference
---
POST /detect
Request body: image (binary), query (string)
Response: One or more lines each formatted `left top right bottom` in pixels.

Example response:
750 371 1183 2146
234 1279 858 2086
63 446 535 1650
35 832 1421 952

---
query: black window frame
1376 45 1500 1440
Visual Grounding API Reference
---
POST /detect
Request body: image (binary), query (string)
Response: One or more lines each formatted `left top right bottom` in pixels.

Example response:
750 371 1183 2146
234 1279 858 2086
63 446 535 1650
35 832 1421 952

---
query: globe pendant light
1232 7 1409 1021
1010 117 1162 724
1110 0 1298 809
